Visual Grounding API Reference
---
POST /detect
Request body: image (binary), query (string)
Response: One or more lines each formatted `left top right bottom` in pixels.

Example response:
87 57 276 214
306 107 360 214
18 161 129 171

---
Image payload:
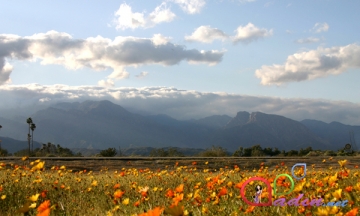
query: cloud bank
0 31 225 85
255 43 360 85
1 84 360 125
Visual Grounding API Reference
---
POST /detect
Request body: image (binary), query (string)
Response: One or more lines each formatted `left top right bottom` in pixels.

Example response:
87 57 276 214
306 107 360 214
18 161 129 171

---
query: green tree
233 147 244 157
251 145 264 156
0 148 8 156
198 146 228 157
100 148 117 157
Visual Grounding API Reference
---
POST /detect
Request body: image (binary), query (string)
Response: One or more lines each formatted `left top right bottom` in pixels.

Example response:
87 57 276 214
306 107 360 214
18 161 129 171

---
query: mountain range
0 100 359 154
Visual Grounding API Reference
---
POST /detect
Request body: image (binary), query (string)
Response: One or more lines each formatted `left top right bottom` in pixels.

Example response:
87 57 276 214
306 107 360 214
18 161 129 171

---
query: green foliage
99 148 117 157
149 147 184 157
0 148 9 156
197 145 228 157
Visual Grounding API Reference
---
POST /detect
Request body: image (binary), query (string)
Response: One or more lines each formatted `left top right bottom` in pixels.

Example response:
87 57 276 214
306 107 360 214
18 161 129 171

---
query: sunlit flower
28 194 40 202
37 200 51 216
138 207 164 216
114 190 125 199
1 195 6 200
122 198 130 205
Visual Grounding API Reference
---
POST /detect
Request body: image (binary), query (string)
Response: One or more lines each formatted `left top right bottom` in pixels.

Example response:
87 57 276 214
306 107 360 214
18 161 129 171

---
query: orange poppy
37 200 50 216
175 184 184 193
138 207 164 216
218 187 227 197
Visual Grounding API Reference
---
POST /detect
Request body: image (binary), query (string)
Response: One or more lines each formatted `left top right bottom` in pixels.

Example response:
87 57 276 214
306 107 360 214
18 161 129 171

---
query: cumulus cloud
98 79 115 87
294 37 321 44
114 3 175 30
136 71 149 78
232 23 273 44
255 43 360 85
171 0 206 14
312 22 329 33
0 31 224 85
1 84 360 125
185 26 228 43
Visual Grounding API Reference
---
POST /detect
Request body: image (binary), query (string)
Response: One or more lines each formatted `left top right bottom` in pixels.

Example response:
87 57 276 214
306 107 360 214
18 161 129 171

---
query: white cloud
98 79 115 87
312 22 329 33
0 31 224 85
1 84 360 125
151 34 171 46
255 43 360 85
171 0 206 14
185 26 228 43
232 23 273 44
136 71 149 78
114 3 175 30
294 37 321 44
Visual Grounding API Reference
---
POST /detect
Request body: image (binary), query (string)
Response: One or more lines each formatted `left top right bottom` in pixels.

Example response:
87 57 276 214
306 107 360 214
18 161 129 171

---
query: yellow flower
205 161 208 165
21 156 29 161
328 173 338 185
106 211 113 216
322 159 326 163
28 194 40 202
60 166 66 170
29 203 37 208
315 207 330 216
332 189 342 200
122 198 130 205
31 161 45 171
338 160 347 167
153 187 158 192
1 195 6 200
293 181 306 193
91 180 98 187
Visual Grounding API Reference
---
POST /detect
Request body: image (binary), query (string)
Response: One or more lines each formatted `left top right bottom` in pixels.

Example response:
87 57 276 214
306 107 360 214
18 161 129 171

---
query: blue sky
1 0 360 125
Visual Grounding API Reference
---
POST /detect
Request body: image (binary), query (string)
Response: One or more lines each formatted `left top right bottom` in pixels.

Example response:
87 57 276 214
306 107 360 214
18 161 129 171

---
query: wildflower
244 206 255 214
122 198 130 205
114 190 125 199
332 189 342 200
138 207 164 216
134 200 141 207
1 195 6 200
28 194 40 202
29 203 37 208
175 184 184 193
91 180 98 187
37 200 51 216
114 183 120 189
218 187 227 197
338 160 347 168
345 208 358 216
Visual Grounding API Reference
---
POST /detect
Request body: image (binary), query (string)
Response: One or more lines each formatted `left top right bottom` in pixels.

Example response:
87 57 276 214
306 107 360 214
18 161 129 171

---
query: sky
0 0 360 125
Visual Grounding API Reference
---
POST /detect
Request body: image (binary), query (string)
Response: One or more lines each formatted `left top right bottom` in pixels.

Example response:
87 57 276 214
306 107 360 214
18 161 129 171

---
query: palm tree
0 125 2 153
30 123 36 154
26 118 33 156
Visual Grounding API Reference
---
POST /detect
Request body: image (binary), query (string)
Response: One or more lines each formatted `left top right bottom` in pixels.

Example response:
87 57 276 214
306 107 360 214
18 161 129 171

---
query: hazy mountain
0 136 42 154
209 111 331 151
1 100 359 154
301 119 360 150
29 100 213 150
189 115 233 129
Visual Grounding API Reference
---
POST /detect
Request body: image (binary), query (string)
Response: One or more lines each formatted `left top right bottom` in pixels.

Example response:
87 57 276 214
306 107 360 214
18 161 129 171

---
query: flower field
0 157 359 216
